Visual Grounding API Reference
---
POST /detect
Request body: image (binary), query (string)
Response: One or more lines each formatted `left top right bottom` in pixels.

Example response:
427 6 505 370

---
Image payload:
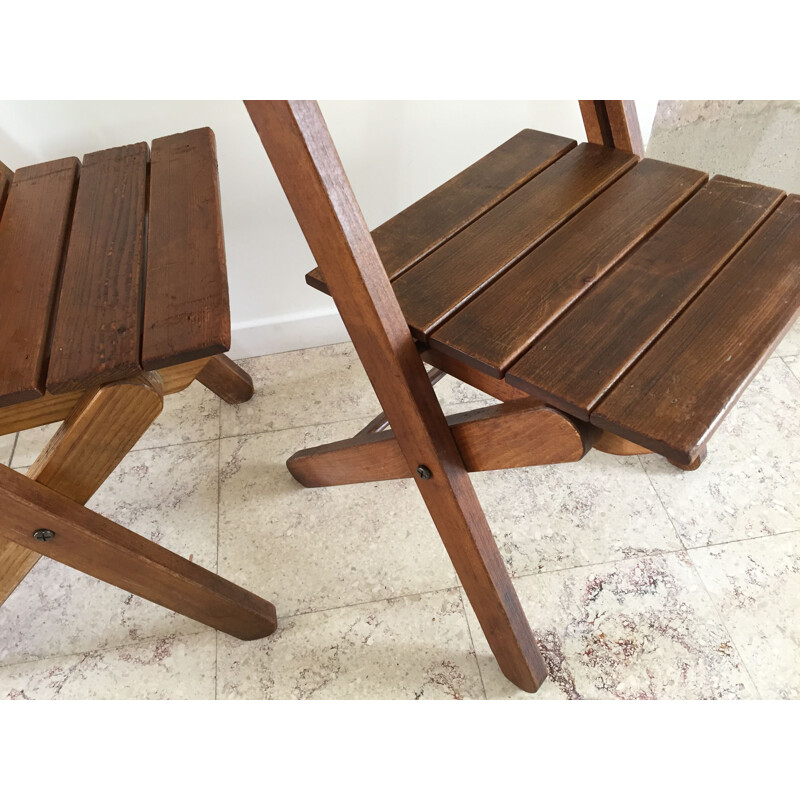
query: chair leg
0 372 277 638
0 373 168 604
197 354 255 404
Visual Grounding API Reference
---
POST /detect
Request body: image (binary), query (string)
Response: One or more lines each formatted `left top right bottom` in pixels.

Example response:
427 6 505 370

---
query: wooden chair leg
0 372 277 638
0 373 167 604
197 354 254 404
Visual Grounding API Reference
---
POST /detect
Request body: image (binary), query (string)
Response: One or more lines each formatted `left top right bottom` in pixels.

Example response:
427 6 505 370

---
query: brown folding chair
0 129 276 642
246 100 800 693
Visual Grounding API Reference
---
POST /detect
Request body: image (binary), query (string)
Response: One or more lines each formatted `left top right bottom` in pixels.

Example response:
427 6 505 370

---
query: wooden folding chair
0 129 276 641
246 100 800 693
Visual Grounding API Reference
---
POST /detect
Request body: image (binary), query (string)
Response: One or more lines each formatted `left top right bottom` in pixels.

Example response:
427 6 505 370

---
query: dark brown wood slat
306 129 577 292
507 177 785 420
0 160 13 218
392 143 639 339
142 128 230 371
591 194 800 464
579 101 644 157
430 159 707 376
0 158 79 407
46 143 148 394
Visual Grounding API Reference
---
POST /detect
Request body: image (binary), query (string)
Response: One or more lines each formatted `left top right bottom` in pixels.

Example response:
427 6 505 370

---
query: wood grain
0 373 164 604
0 158 80 407
0 359 208 437
306 128 576 292
197 354 254 404
579 100 644 157
47 144 149 394
430 159 706 375
288 399 590 487
246 99 549 692
392 143 638 339
142 128 230 370
508 177 785 420
0 463 276 639
592 194 800 464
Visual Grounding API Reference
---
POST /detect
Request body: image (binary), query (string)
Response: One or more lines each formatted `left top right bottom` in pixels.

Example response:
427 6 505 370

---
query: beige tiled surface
2 101 799 699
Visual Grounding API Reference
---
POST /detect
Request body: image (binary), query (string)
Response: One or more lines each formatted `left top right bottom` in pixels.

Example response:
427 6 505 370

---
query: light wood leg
0 372 277 638
197 354 254 405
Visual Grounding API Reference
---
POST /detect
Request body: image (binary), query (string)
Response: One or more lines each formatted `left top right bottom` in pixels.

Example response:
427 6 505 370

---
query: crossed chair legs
0 354 276 640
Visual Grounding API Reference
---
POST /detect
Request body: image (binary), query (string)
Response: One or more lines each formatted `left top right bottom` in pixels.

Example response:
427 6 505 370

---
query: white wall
0 100 657 359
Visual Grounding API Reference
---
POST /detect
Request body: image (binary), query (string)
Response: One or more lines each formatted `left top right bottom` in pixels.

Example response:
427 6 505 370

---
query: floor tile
217 588 483 699
219 344 495 439
776 321 800 358
11 382 221 469
57 632 217 700
785 354 799 381
0 653 84 700
641 359 800 548
0 441 219 666
463 553 758 700
218 421 457 616
0 433 15 466
690 531 800 699
473 449 682 577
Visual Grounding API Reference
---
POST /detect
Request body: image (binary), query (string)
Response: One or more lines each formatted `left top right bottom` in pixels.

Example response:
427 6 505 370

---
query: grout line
684 527 800 552
637 454 688 552
456 586 488 700
6 432 18 467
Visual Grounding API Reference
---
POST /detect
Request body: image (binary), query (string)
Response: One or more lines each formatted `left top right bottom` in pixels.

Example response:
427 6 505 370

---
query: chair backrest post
579 100 645 157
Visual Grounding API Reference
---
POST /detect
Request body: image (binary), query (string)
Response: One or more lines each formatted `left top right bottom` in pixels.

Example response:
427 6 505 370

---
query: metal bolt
416 465 432 480
33 529 56 543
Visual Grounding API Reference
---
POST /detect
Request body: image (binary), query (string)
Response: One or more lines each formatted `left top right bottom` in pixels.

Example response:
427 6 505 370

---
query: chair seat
306 129 800 466
0 128 230 408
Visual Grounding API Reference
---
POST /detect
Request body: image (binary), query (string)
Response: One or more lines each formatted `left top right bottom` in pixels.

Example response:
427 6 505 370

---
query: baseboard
228 308 350 360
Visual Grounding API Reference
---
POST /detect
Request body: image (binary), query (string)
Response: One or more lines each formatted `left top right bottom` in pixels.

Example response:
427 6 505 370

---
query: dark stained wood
392 143 639 339
306 128 576 292
47 144 149 394
197 354 254 404
580 100 644 157
288 399 591 487
0 462 276 639
0 160 13 218
592 194 800 464
142 128 230 371
508 177 785 419
421 346 529 402
246 99 549 693
0 158 80 407
431 159 707 375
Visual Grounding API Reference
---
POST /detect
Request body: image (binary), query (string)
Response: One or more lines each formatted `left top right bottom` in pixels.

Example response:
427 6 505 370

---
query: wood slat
142 128 230 371
591 194 800 464
392 143 639 339
0 158 79 407
0 159 13 218
46 143 148 394
430 159 707 375
306 129 576 292
507 177 785 420
579 101 644 157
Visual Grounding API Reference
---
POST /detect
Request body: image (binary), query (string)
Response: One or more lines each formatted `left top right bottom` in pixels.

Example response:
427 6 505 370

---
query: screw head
416 465 432 480
33 529 56 542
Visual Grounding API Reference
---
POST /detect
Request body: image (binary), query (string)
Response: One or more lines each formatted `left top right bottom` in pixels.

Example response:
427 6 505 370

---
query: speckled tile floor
1 101 799 699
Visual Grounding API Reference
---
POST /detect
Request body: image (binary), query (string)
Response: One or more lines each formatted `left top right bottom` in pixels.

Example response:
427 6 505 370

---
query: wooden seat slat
393 143 638 339
506 176 785 419
141 128 230 371
430 159 707 376
47 143 149 394
0 158 80 407
591 194 800 464
306 129 576 293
